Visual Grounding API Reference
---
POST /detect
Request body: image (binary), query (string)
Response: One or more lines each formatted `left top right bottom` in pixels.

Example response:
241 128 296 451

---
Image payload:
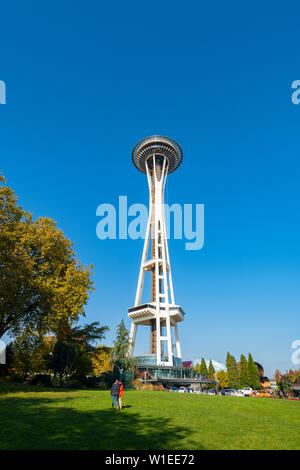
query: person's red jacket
119 384 124 397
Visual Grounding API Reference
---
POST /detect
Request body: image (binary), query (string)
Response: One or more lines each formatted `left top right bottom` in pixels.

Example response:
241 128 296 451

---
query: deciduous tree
10 328 53 378
46 321 108 380
92 345 112 374
0 175 94 338
216 370 229 389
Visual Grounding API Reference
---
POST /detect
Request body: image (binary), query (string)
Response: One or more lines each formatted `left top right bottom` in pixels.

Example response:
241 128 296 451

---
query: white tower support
128 136 186 367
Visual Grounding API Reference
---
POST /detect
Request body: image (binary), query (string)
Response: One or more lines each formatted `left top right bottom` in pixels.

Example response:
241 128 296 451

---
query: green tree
111 319 137 371
47 341 77 379
248 353 260 389
199 358 208 377
0 174 94 338
11 332 35 379
226 352 239 389
277 373 292 397
239 354 250 387
10 327 52 379
47 321 108 381
68 322 108 349
208 360 215 379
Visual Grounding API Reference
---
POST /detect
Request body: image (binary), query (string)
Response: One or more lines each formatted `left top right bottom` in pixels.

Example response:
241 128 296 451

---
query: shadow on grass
0 383 87 394
0 393 201 450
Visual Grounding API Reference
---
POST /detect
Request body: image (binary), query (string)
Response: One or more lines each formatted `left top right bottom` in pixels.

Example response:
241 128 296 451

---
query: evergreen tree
208 359 215 379
239 354 250 387
199 357 208 377
232 354 240 388
111 319 137 371
226 352 239 389
248 353 260 389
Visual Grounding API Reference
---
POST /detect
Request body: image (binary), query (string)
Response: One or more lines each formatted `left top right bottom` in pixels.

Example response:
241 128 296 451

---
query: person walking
118 380 124 410
111 380 121 409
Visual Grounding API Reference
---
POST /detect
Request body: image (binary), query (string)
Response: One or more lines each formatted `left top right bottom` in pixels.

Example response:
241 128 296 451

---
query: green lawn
0 384 299 450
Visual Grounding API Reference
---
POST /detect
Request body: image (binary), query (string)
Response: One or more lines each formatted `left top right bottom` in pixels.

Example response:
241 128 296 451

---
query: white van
242 387 253 396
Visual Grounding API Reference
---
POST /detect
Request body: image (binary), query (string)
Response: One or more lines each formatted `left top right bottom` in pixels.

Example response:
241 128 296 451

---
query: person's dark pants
112 395 119 408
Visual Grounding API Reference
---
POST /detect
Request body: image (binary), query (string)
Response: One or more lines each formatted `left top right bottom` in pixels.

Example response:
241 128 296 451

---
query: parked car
166 387 178 392
207 389 217 395
178 386 189 393
233 390 244 397
250 390 269 398
241 387 253 396
221 389 236 396
193 389 201 394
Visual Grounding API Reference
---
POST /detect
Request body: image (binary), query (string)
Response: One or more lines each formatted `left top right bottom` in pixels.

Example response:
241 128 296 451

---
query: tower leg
174 323 182 359
134 210 152 306
156 316 161 365
128 322 137 357
166 314 173 365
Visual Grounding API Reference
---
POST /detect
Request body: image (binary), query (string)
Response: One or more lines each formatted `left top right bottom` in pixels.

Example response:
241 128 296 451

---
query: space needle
128 136 186 367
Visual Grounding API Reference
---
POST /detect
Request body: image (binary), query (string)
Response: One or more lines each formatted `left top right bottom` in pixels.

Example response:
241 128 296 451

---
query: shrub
61 379 84 389
76 375 97 388
70 379 84 389
96 382 109 390
102 371 114 387
132 378 142 390
122 369 135 389
140 383 154 391
9 374 27 384
50 376 60 388
153 384 164 391
30 374 52 387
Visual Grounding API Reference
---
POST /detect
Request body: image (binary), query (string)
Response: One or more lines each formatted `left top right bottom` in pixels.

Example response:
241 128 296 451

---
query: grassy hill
0 384 299 450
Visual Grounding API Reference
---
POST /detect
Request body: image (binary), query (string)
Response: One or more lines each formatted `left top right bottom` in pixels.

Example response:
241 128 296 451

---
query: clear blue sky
1 1 300 377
